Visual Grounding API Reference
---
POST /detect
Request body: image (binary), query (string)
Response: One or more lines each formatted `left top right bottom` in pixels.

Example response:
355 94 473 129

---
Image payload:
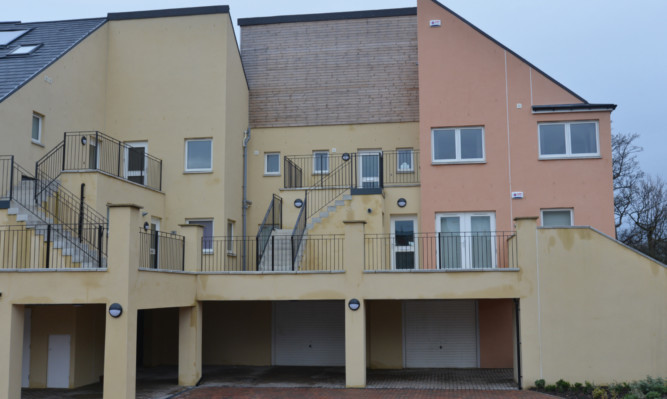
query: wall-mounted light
294 198 303 208
397 198 407 208
367 208 372 214
141 211 149 217
342 153 350 162
143 222 150 230
81 136 87 145
109 303 123 318
348 299 360 311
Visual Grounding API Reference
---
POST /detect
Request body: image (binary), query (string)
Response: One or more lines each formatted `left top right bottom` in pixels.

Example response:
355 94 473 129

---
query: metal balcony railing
364 231 518 271
139 229 185 271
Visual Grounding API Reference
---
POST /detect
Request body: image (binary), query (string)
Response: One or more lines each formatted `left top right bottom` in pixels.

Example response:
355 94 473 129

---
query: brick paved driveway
173 387 556 399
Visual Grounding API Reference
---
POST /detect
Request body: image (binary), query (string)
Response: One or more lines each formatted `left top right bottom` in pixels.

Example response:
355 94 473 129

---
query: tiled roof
0 18 106 103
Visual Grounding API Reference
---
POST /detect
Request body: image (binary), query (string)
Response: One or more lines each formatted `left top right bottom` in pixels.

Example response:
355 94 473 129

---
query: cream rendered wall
73 305 105 387
104 13 245 234
0 24 109 169
246 122 419 234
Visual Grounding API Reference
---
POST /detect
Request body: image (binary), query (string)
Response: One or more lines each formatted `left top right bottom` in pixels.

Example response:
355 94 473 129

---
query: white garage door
273 301 345 366
404 300 478 368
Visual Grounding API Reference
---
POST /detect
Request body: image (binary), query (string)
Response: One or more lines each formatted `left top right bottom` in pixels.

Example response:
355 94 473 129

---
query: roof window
0 30 28 46
9 44 40 55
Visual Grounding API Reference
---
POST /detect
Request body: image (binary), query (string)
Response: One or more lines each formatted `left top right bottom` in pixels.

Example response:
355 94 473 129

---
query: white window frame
264 152 280 176
396 148 414 173
226 220 235 254
312 151 329 174
31 113 43 144
187 219 214 254
540 208 574 227
184 139 213 172
391 216 418 270
538 121 600 159
431 127 486 164
435 212 497 269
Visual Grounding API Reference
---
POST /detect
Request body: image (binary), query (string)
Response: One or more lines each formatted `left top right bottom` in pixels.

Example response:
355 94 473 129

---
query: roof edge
428 0 589 104
108 5 229 21
532 103 617 114
238 7 417 26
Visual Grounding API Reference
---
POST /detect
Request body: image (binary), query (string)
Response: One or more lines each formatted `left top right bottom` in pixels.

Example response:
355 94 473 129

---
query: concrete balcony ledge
0 268 108 273
138 268 197 275
364 268 520 273
197 270 345 275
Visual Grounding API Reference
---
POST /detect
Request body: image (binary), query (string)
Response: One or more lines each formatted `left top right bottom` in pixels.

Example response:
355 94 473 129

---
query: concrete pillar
178 302 202 386
0 304 24 399
342 220 366 387
513 217 540 386
178 224 203 272
103 204 142 399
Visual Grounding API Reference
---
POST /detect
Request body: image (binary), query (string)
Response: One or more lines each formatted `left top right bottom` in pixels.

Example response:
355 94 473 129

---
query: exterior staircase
258 229 299 271
306 194 352 231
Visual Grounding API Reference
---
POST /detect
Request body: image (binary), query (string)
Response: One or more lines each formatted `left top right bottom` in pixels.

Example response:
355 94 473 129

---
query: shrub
534 379 546 390
645 392 661 399
585 381 596 394
545 384 557 392
592 387 608 399
573 382 584 392
556 379 572 393
622 394 638 399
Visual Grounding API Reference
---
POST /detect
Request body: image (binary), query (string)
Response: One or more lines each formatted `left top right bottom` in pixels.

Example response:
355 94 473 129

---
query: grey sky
3 0 665 178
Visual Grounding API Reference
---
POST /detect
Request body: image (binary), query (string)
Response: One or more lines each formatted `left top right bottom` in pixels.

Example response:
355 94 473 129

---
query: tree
612 132 643 234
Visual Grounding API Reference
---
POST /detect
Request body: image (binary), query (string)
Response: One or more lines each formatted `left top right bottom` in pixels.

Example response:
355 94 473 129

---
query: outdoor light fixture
109 303 123 318
397 198 407 208
81 136 87 145
294 198 303 208
348 299 360 311
342 153 350 161
143 222 149 230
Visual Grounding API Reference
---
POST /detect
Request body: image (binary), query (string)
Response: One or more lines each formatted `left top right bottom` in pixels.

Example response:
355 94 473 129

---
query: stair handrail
305 153 354 219
291 191 307 269
255 194 282 267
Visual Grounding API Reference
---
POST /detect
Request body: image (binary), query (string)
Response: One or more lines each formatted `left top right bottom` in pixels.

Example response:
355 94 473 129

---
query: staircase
307 194 352 231
258 229 297 271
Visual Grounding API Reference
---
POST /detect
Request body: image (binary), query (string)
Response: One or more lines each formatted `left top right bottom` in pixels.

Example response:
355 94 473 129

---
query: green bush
630 376 666 396
556 379 571 393
573 382 584 392
622 394 638 399
585 381 596 394
645 391 661 399
545 384 557 392
534 379 546 390
592 387 608 399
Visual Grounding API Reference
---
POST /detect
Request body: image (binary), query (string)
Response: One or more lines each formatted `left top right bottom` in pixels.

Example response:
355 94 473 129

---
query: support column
178 302 202 386
103 204 142 399
178 224 204 273
0 304 24 399
343 220 366 388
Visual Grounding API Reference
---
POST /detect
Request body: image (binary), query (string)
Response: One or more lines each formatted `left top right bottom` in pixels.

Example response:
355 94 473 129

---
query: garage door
404 300 478 368
273 301 345 366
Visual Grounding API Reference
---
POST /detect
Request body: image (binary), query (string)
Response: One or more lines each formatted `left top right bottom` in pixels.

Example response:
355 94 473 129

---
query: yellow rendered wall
0 24 108 169
202 301 272 366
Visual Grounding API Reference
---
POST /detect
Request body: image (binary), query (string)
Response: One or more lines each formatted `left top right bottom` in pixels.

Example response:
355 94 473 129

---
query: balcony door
391 216 417 270
358 150 381 188
436 212 496 269
125 142 147 185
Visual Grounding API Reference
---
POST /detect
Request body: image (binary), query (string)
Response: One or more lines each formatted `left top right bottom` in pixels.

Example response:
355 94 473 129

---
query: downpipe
242 128 251 271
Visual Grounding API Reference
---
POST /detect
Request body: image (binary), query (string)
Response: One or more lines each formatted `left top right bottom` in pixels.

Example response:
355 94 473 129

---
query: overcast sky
3 0 665 178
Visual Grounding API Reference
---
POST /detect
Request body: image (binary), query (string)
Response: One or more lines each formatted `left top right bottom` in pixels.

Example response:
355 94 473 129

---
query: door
436 212 496 269
125 142 147 185
403 300 478 368
391 216 417 269
150 218 160 269
273 301 345 366
21 308 31 388
358 150 382 188
88 136 100 169
47 334 71 388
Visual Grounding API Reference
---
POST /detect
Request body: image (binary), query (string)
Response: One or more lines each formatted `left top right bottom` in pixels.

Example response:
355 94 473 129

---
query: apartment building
0 1 664 398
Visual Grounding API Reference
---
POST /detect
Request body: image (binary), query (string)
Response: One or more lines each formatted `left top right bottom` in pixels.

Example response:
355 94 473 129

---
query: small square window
185 139 212 172
538 121 599 159
31 113 42 143
265 153 280 175
541 209 573 227
313 151 329 174
432 127 485 163
397 148 414 172
187 219 213 253
9 44 40 56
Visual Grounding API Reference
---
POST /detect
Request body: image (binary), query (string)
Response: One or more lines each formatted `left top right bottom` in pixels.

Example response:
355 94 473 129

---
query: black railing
0 224 107 269
255 194 282 268
0 155 18 208
36 131 163 192
364 231 518 271
201 234 342 272
292 194 307 266
139 229 185 271
283 150 420 190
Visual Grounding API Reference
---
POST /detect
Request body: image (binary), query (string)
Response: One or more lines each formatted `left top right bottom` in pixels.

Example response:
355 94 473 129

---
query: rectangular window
31 113 42 143
396 148 414 172
265 153 280 175
436 212 496 269
538 121 599 159
187 219 214 253
226 220 235 254
432 127 485 163
313 151 329 174
541 209 573 227
0 30 28 46
185 139 212 172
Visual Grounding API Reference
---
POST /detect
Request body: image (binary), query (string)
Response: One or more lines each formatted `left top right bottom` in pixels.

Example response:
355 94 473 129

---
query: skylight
9 44 39 55
0 30 28 46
